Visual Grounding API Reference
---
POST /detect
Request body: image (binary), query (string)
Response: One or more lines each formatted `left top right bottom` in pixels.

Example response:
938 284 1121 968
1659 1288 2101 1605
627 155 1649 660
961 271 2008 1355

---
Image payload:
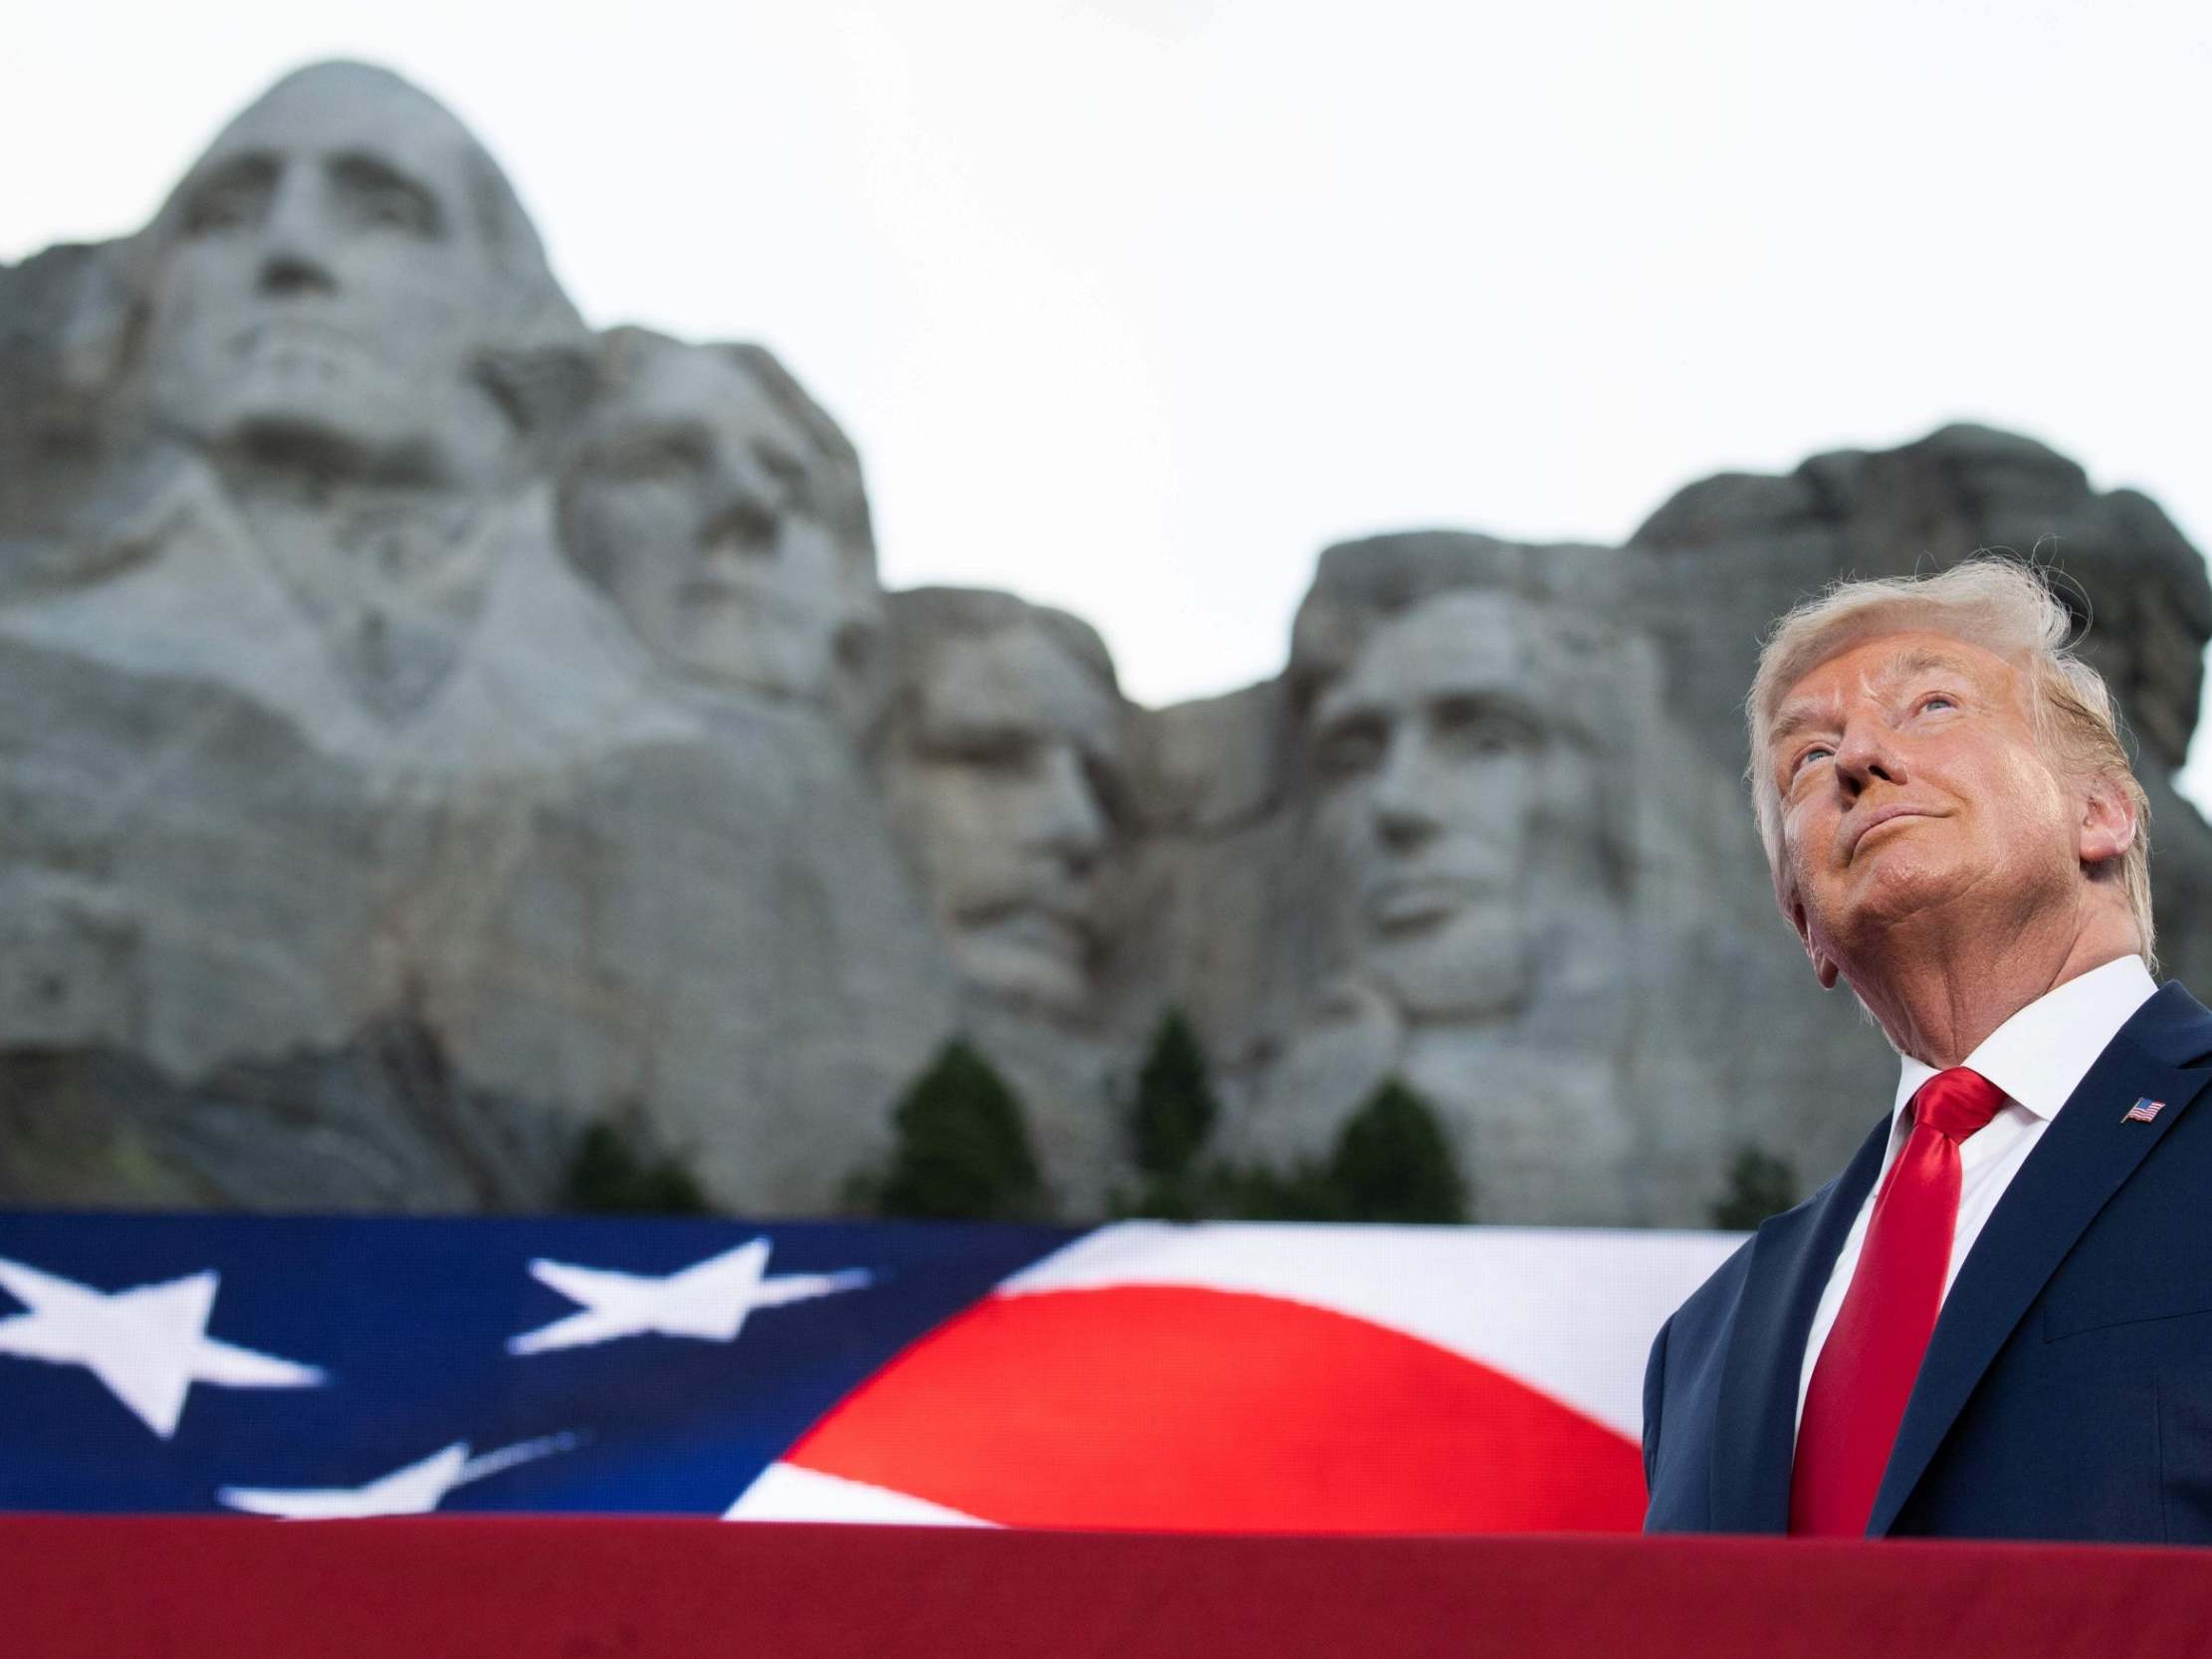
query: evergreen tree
874 1038 1046 1221
1202 1077 1468 1224
561 1111 714 1216
1324 1077 1469 1223
1131 1011 1219 1179
1214 1156 1341 1222
1710 1144 1798 1230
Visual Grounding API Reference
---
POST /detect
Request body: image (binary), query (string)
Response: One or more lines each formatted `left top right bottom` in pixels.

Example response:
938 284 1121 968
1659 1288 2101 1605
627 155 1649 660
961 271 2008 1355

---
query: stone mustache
4 62 2208 1225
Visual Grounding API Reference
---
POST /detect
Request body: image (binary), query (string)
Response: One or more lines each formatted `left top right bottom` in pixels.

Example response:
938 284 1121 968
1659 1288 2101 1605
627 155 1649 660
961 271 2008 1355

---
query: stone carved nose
700 488 779 558
1370 735 1444 850
258 253 335 298
1376 805 1438 854
1029 745 1107 867
256 172 337 297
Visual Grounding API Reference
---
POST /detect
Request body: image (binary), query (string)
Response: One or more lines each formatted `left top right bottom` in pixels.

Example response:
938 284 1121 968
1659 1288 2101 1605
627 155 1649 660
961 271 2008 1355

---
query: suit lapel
1708 1111 1891 1532
1868 981 2212 1536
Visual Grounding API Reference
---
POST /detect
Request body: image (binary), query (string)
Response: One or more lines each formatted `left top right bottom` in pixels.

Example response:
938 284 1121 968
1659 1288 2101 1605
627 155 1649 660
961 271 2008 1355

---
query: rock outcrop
4 64 2207 1225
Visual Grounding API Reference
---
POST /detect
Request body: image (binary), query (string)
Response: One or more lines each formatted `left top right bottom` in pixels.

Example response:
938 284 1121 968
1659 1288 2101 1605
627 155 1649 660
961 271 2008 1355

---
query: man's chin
231 409 376 470
1364 911 1530 1021
166 373 443 474
662 609 838 702
1821 861 1982 949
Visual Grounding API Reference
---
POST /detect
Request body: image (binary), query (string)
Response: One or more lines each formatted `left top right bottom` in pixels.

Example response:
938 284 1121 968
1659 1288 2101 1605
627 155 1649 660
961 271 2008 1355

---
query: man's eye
600 435 707 485
185 185 266 235
1918 694 1957 714
1315 721 1386 780
1792 745 1834 777
1431 696 1540 756
329 159 443 238
933 732 1033 772
362 190 424 229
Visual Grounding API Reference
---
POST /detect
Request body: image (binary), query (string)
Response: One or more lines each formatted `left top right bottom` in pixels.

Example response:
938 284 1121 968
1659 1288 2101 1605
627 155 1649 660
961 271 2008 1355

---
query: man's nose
1832 714 1905 795
256 167 337 297
699 467 779 557
1026 744 1108 873
1370 731 1444 852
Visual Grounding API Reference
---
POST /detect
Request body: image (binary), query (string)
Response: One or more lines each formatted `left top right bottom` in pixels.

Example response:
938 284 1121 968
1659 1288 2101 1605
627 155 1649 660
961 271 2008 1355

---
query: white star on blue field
0 1255 323 1438
0 1212 1066 1514
507 1238 870 1355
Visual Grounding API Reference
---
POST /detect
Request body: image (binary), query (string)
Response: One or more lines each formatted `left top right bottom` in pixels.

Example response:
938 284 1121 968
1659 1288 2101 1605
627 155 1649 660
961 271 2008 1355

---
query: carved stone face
883 620 1122 1014
140 65 517 488
1307 591 1550 1020
559 339 863 703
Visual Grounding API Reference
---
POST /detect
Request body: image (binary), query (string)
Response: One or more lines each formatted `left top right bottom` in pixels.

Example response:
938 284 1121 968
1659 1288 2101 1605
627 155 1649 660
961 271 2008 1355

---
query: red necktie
1789 1065 2007 1536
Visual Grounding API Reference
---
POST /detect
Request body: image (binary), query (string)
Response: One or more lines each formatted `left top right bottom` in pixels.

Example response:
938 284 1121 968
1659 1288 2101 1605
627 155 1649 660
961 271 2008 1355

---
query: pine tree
1325 1078 1469 1223
1112 1010 1229 1217
561 1111 714 1215
1215 1156 1341 1222
1204 1077 1468 1224
874 1039 1046 1221
1710 1144 1798 1230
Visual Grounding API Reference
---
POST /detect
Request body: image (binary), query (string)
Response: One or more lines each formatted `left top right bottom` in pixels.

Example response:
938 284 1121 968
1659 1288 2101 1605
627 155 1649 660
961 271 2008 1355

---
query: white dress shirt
1793 954 2159 1434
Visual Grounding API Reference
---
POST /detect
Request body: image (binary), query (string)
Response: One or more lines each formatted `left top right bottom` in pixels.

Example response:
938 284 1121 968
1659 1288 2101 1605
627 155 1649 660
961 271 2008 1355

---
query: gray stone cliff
4 63 2207 1225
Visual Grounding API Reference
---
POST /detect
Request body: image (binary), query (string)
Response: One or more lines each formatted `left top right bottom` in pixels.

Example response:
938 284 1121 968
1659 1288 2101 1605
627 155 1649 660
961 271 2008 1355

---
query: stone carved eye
1431 695 1541 757
598 428 710 487
328 155 443 238
754 441 809 496
183 161 276 236
930 727 1037 776
1314 713 1389 782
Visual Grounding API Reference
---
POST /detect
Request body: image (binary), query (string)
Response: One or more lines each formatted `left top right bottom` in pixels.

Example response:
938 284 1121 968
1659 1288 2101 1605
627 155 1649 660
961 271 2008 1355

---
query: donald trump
1645 557 2212 1542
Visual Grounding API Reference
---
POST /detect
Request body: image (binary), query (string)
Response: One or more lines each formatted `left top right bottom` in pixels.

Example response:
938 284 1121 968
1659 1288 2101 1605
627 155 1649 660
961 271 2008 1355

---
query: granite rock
6 65 2210 1227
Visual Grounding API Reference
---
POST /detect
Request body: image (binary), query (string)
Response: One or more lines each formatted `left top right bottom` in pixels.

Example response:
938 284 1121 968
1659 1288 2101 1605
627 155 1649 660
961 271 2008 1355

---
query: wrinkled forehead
1768 629 2027 740
183 69 484 226
1315 590 1539 726
912 625 1121 754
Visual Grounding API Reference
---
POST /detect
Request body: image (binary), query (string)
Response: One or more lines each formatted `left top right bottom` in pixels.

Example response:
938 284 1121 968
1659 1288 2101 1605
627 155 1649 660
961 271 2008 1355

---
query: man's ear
1784 886 1841 989
2078 774 2138 871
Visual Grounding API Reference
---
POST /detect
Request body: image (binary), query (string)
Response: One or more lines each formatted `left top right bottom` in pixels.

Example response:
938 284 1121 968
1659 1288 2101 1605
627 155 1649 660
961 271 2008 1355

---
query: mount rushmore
5 62 2209 1225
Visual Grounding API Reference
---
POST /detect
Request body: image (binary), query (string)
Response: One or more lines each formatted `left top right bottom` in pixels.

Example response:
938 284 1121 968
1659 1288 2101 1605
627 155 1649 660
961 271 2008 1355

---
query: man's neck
1844 897 2140 1069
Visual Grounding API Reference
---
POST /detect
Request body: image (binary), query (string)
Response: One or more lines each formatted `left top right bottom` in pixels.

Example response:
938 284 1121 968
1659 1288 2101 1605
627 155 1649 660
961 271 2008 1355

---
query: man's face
560 342 857 702
1767 629 2083 984
884 624 1122 1014
1308 593 1545 1019
141 71 511 484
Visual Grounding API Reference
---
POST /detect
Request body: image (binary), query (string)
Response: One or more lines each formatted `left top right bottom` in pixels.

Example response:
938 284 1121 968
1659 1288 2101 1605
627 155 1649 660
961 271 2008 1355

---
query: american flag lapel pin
2122 1098 2167 1125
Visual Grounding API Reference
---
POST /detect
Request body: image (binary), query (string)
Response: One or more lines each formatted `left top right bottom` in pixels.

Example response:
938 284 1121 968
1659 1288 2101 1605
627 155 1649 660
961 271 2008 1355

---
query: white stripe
725 1461 995 1527
995 1222 1739 1437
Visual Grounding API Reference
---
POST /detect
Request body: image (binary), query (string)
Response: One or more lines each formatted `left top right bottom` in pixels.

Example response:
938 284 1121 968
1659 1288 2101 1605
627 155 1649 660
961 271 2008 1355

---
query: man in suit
1644 556 2212 1542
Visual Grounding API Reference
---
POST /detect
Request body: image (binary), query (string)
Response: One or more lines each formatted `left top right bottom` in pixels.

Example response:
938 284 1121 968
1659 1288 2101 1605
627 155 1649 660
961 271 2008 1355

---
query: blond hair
1746 557 2154 969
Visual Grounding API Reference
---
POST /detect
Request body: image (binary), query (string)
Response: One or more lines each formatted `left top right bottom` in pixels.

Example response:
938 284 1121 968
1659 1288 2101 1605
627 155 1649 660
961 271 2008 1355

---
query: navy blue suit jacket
1644 980 2212 1542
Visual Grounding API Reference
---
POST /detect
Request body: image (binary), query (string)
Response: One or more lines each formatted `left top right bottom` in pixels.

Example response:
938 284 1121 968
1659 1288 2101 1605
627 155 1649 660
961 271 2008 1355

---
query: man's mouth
231 318 371 377
1846 804 1940 860
678 574 756 608
1366 876 1485 932
964 899 1096 965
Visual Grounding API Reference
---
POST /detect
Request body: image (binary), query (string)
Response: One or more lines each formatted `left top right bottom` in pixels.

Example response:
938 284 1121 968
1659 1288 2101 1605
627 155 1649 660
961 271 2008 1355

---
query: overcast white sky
6 2 2209 757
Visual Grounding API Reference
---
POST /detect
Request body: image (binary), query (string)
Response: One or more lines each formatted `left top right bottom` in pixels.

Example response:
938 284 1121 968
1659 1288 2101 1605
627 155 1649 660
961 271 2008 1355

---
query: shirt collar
1892 954 2159 1126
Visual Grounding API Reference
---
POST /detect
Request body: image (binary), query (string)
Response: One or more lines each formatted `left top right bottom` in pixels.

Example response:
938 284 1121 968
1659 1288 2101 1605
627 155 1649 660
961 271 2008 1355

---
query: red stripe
786 1285 1645 1532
